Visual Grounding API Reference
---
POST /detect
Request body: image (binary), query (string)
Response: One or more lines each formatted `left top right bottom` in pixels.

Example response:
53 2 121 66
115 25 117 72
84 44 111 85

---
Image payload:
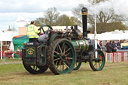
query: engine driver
26 21 40 42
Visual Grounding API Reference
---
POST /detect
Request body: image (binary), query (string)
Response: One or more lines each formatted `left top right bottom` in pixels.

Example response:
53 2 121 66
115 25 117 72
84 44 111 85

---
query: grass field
0 59 128 85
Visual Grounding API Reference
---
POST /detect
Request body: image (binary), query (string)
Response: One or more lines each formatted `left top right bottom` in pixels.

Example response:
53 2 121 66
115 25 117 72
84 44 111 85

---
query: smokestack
81 7 88 37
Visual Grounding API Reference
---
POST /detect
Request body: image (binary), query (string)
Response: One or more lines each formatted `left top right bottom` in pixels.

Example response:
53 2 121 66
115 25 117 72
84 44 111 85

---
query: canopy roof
0 31 19 41
88 30 128 40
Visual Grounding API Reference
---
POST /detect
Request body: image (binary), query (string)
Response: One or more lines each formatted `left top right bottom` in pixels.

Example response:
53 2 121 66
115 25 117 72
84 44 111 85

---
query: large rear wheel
23 62 48 74
47 39 76 75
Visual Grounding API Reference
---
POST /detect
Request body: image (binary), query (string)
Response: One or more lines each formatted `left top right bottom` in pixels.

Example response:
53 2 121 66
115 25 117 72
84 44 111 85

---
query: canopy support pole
1 41 2 59
94 14 98 58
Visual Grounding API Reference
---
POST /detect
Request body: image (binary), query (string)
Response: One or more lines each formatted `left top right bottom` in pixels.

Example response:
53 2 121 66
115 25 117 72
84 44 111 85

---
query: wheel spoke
62 62 64 71
98 61 101 68
34 66 35 70
55 60 59 66
31 66 34 69
58 45 62 53
33 66 38 71
56 45 59 53
57 61 61 68
54 51 60 55
53 55 58 57
60 63 62 71
63 62 69 68
33 66 36 70
95 62 97 69
66 57 73 60
65 48 71 53
54 58 60 61
93 62 97 68
62 43 65 53
65 52 70 56
36 66 38 71
75 62 78 67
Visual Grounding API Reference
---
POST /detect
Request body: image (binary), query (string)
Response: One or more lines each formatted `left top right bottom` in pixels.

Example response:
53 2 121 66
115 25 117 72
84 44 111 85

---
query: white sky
0 0 128 30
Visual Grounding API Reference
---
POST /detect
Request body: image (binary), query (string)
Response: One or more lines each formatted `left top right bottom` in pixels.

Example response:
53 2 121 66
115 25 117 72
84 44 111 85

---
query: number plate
27 43 34 45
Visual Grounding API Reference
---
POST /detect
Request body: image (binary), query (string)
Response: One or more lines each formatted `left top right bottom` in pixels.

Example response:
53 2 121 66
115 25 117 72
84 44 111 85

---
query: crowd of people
105 41 118 53
99 40 123 53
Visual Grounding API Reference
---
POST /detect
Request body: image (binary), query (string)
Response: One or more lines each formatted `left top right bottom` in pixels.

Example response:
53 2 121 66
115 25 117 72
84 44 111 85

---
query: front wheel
89 49 105 71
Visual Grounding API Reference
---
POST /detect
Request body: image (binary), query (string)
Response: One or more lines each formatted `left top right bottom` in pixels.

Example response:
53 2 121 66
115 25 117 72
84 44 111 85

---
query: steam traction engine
22 7 105 75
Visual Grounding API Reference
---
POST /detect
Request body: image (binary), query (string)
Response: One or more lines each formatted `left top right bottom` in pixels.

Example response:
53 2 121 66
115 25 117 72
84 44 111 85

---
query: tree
88 8 123 28
55 14 74 26
34 7 80 27
44 7 60 26
88 0 109 4
87 0 127 33
72 1 127 34
70 17 82 26
72 4 84 20
71 4 85 27
88 22 127 33
34 18 45 26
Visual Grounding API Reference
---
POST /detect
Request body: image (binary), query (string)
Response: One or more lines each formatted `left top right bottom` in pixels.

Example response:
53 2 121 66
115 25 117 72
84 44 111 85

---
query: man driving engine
27 21 40 42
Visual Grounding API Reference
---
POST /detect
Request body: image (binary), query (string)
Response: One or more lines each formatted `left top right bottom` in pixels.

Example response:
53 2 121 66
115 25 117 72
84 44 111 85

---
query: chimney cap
81 7 88 12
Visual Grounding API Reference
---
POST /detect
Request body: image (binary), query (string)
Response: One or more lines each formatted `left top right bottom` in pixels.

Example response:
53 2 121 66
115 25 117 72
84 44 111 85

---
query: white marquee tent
88 30 128 40
0 31 19 59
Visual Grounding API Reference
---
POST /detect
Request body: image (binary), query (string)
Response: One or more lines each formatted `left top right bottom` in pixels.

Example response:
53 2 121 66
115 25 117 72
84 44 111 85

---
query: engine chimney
81 7 88 37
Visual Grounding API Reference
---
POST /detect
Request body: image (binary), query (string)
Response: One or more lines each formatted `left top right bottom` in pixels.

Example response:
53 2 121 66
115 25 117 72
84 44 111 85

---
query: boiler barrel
71 39 90 52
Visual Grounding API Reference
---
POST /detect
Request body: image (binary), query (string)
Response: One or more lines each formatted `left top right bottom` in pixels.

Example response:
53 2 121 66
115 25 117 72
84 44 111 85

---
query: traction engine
22 7 105 75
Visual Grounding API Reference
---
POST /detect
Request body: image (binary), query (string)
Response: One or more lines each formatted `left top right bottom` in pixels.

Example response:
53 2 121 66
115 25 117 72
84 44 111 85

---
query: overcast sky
0 0 128 31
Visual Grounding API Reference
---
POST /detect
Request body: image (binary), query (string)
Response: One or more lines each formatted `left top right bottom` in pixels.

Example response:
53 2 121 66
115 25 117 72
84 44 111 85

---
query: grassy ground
0 59 128 85
0 58 21 64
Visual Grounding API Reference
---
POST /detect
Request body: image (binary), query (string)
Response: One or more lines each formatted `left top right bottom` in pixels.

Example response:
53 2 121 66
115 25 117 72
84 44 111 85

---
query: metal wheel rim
73 61 82 70
52 40 75 73
91 50 105 70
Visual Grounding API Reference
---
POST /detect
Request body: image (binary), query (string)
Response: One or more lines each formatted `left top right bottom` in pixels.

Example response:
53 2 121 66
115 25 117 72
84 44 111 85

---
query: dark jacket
106 42 113 53
111 43 117 52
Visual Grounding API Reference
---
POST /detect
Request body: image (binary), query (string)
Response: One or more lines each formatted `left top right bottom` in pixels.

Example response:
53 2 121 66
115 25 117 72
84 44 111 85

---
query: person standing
99 41 102 49
112 41 117 52
106 41 113 53
116 40 121 49
27 21 40 42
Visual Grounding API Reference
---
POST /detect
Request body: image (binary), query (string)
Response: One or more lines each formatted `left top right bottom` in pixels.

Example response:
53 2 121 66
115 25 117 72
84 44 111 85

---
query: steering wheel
38 25 53 34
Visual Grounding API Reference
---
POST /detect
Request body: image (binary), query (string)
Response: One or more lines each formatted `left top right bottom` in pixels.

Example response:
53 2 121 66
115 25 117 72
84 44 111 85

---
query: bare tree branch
44 7 60 26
